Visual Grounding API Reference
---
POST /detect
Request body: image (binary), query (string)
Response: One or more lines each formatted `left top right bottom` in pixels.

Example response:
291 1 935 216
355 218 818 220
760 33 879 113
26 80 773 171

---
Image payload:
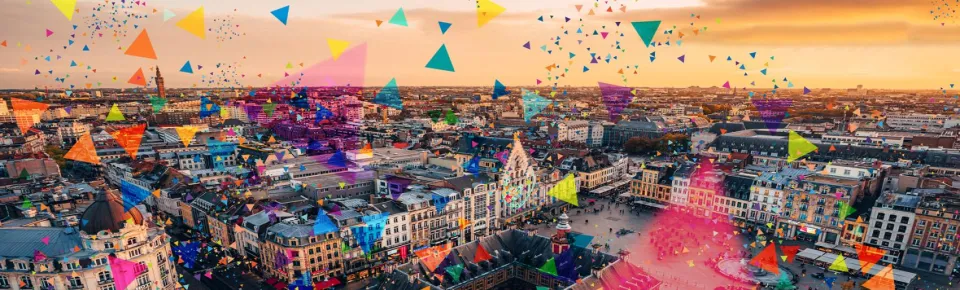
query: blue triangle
180 61 194 74
630 21 661 48
271 5 290 25
438 21 452 34
389 8 408 26
70 61 77 67
492 79 510 99
426 44 455 72
82 45 89 51
749 52 757 58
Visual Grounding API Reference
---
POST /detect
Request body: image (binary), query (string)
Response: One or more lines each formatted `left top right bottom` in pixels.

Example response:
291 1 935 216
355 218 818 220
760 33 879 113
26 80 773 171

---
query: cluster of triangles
272 43 367 88
751 98 792 132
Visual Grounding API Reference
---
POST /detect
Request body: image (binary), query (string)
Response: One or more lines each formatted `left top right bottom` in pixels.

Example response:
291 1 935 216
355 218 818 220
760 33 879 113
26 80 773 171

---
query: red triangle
110 124 146 159
855 244 886 273
748 244 779 275
64 132 101 165
781 245 800 263
10 98 50 135
474 244 493 263
1 40 6 47
128 68 147 86
124 29 157 59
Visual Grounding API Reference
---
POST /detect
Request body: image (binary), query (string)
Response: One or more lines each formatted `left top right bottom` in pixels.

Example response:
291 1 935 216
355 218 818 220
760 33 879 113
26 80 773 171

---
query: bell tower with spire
551 212 572 254
155 66 166 99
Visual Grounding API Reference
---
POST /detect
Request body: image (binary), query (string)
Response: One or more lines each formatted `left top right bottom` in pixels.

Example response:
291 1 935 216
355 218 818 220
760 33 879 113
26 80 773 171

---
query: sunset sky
2 0 960 90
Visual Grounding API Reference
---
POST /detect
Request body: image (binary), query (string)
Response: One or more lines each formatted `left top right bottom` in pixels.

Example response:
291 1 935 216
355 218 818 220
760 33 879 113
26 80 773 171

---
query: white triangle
163 9 176 22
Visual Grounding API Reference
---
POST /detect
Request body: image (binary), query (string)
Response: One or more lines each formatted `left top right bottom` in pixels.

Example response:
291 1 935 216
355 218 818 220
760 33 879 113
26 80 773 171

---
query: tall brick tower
155 66 166 98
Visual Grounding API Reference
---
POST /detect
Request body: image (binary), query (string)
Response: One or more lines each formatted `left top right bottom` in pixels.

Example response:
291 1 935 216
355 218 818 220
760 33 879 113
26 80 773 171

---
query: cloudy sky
2 0 959 90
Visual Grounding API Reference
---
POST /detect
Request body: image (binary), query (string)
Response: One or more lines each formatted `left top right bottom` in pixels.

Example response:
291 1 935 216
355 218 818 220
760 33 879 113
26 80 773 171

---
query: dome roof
80 191 143 234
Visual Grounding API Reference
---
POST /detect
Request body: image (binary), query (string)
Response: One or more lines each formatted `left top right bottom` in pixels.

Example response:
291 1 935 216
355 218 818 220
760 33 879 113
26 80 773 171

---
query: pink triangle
722 81 731 89
41 236 50 245
46 29 54 37
601 32 609 39
272 43 367 88
108 255 144 290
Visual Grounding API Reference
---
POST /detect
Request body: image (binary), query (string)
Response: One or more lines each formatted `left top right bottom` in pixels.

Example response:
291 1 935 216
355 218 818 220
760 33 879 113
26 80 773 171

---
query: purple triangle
751 98 792 132
523 41 531 49
598 82 633 122
678 54 685 63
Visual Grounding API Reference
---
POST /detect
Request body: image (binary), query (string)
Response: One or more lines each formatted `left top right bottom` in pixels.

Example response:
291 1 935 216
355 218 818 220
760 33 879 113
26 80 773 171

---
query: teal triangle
630 21 661 48
426 44 455 72
373 78 403 110
438 21 452 34
389 8 408 26
270 5 290 25
180 61 194 74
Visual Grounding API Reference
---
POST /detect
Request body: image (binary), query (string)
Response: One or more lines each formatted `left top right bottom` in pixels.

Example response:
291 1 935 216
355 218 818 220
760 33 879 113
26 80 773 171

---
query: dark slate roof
80 191 144 234
455 134 512 156
713 129 960 167
707 122 747 135
412 229 617 288
0 227 83 259
743 121 787 130
723 174 756 201
442 174 495 191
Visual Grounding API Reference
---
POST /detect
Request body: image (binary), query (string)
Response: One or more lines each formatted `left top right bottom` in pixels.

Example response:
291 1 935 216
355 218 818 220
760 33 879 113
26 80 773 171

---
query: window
918 220 926 227
99 271 113 282
888 215 897 222
18 277 31 289
104 242 114 249
877 213 885 220
0 276 8 287
65 261 80 270
129 248 142 257
137 275 149 287
901 217 909 224
40 278 52 288
126 238 137 246
15 262 26 271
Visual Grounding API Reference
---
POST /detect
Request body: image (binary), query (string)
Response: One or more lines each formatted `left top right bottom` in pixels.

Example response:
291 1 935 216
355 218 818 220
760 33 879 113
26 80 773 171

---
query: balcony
98 279 114 286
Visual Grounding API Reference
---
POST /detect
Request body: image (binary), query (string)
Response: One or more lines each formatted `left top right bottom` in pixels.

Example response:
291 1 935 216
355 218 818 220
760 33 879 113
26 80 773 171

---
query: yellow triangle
829 255 849 272
176 6 206 39
105 104 125 121
50 0 76 21
477 0 506 27
326 39 350 60
174 126 199 148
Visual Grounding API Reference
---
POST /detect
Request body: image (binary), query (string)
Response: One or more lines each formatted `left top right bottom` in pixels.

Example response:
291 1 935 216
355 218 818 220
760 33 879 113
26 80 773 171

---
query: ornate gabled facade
498 136 552 227
0 191 176 290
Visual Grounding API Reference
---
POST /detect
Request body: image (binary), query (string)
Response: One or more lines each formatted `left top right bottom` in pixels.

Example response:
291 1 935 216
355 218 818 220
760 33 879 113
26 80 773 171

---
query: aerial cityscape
1 0 959 290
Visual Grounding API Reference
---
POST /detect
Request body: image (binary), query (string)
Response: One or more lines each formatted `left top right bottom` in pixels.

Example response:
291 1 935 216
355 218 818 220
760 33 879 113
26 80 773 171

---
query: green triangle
263 103 277 117
539 257 558 276
426 44 455 72
445 110 458 125
388 8 408 26
19 168 30 180
106 104 126 121
787 130 817 162
630 21 661 48
839 202 856 220
446 264 464 282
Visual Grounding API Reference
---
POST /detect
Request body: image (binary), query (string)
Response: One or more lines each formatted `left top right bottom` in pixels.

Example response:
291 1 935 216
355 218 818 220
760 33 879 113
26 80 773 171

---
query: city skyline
2 0 960 90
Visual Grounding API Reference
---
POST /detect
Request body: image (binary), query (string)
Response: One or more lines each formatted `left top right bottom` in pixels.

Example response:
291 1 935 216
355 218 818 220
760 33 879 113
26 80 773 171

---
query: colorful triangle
106 104 126 121
10 98 49 135
326 39 350 60
50 0 77 21
271 5 290 25
124 29 157 59
110 124 146 159
176 6 206 39
64 132 100 165
787 130 817 162
179 61 193 74
425 44 455 72
630 21 661 47
477 0 506 28
438 21 452 34
388 8 408 26
548 174 578 206
128 68 147 86
175 126 199 148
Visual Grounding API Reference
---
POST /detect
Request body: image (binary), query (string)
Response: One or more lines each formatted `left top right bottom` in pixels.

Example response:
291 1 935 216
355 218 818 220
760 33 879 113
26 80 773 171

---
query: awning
633 200 667 209
796 248 824 261
315 278 341 290
619 192 631 198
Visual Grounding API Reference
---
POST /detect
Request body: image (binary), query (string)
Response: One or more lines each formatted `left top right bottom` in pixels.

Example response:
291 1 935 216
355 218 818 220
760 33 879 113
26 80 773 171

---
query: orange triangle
376 20 383 26
10 98 49 135
708 55 716 62
861 265 896 290
128 68 147 86
109 124 146 159
64 132 101 165
124 29 157 59
855 244 886 273
748 244 779 275
829 145 837 152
